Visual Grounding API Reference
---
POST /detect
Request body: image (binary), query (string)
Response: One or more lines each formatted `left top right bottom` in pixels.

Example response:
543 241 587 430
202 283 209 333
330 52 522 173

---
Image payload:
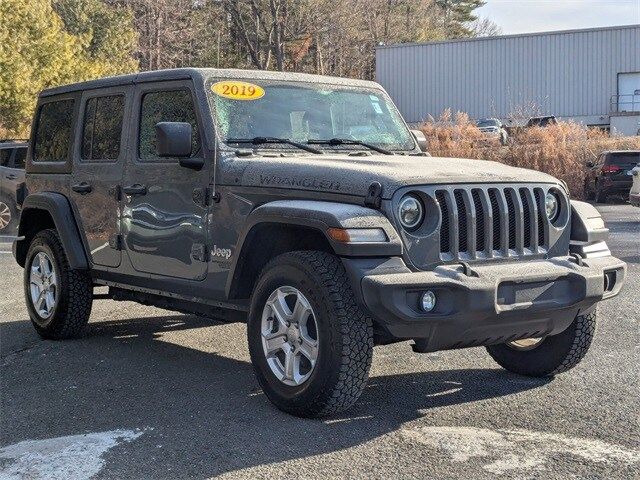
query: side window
12 148 27 169
33 99 75 163
82 95 125 161
139 90 201 161
0 149 11 167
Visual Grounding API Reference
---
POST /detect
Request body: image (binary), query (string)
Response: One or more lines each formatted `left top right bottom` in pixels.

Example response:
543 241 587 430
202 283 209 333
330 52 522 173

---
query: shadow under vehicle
12 68 626 418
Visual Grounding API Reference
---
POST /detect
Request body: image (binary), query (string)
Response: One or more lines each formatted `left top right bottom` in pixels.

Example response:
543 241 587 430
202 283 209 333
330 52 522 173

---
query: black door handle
6 174 17 180
122 184 147 196
71 182 92 194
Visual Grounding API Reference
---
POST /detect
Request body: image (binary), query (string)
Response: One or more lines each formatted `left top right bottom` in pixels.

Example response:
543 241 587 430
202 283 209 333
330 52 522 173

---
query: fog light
421 291 436 312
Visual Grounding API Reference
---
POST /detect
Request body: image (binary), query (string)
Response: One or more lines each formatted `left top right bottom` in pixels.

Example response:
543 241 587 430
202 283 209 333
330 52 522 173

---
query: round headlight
545 191 560 222
398 195 423 230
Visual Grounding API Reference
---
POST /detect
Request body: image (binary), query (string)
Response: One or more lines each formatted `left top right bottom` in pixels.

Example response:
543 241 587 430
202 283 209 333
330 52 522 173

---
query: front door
122 81 209 281
70 87 130 268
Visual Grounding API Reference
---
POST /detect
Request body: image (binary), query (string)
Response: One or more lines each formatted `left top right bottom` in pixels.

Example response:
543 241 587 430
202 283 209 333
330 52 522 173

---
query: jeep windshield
206 79 416 153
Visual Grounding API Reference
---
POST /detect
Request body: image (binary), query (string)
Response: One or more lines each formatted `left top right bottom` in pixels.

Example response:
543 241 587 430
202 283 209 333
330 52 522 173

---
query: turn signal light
327 228 388 243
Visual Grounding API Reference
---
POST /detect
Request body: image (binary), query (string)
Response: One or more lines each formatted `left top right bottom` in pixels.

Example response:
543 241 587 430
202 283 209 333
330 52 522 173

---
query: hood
221 153 560 199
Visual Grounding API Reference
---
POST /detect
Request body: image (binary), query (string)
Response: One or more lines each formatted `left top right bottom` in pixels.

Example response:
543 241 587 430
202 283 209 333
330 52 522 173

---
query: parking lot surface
1 205 639 479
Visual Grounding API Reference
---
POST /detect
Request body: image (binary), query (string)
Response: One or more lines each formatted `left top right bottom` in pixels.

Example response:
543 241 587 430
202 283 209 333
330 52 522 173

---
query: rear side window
139 90 200 161
82 95 125 161
0 149 11 167
13 148 27 169
33 100 75 163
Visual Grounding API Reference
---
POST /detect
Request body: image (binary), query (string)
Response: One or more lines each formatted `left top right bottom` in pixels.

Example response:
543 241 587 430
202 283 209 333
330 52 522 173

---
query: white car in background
630 163 640 206
476 118 509 146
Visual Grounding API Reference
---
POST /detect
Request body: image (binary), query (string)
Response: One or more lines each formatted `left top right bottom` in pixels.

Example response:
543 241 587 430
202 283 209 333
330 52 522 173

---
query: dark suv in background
585 150 640 203
0 140 28 233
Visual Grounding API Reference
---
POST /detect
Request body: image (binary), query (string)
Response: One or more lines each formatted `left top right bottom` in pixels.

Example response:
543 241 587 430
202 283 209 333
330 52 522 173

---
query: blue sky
477 0 640 34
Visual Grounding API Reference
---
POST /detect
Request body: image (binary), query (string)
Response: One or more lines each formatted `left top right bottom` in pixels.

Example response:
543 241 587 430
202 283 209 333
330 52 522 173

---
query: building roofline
375 24 640 50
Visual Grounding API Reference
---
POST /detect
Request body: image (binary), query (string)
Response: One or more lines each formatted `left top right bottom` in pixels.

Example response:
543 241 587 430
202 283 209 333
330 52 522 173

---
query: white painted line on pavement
0 429 146 480
401 426 640 474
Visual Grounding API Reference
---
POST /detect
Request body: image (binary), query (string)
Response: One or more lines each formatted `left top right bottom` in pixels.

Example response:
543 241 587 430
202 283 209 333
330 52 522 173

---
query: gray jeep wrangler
14 68 626 418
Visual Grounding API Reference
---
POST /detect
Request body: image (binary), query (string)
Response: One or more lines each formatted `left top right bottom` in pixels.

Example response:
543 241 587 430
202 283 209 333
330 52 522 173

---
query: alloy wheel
260 286 319 386
29 252 58 319
507 337 544 351
0 202 11 230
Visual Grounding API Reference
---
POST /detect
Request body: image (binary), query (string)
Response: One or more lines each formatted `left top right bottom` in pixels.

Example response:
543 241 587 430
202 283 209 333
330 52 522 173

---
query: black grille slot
472 189 485 252
454 190 468 253
488 189 501 251
520 188 532 249
505 190 517 249
534 188 545 247
436 190 450 253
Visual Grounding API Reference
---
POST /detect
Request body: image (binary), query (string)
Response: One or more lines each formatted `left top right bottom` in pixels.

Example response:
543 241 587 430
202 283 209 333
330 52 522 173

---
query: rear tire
24 229 93 339
247 251 373 418
486 311 596 377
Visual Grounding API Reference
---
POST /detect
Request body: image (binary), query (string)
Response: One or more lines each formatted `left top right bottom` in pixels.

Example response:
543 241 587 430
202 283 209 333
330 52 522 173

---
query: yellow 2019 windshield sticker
211 81 265 100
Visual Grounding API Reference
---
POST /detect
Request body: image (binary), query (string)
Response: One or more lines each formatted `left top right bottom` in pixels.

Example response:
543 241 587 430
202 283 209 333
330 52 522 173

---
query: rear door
69 87 131 268
6 147 26 197
0 147 10 198
121 81 209 280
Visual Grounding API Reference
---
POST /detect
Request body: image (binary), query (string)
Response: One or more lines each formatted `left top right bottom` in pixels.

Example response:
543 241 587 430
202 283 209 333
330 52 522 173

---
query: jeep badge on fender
13 68 626 418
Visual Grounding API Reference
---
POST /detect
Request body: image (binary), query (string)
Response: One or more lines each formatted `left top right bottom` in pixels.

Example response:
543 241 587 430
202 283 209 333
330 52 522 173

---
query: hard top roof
40 68 381 98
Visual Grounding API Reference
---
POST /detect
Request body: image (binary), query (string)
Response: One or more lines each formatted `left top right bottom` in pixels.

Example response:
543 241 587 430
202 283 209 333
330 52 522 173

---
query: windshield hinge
364 181 383 209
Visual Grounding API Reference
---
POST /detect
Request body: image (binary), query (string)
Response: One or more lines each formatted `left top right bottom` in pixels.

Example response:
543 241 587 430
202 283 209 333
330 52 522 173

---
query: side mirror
411 129 429 152
585 161 594 168
155 122 192 158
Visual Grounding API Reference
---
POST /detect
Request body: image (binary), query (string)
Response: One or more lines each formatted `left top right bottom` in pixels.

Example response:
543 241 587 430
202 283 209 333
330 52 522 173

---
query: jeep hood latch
364 181 383 209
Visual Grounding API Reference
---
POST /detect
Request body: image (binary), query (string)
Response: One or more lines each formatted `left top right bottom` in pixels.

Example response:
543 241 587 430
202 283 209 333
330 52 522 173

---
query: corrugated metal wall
376 25 640 124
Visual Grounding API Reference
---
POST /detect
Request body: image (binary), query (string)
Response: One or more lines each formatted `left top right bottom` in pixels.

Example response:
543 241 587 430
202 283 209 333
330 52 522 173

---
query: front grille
435 185 549 260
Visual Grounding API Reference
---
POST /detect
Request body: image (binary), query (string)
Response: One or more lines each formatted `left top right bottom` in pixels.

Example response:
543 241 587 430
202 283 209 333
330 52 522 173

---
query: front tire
486 311 596 377
247 251 373 418
24 229 93 339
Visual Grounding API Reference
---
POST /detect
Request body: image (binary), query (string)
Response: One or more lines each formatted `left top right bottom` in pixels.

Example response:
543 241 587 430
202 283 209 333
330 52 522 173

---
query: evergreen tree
0 0 138 136
435 0 486 37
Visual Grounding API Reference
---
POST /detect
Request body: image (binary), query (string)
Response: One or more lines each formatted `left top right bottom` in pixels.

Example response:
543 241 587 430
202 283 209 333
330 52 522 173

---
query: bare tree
468 16 502 37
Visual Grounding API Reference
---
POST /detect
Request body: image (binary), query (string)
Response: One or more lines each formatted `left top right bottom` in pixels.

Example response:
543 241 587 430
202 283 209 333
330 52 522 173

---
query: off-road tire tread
486 312 596 377
26 229 92 339
547 311 596 375
254 251 373 417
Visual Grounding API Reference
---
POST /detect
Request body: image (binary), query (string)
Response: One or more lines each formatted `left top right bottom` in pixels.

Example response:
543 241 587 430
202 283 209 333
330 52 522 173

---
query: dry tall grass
419 110 640 199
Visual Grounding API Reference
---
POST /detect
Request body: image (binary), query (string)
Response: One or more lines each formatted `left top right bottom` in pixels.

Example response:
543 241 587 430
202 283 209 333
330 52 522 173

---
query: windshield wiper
226 136 322 154
307 138 393 155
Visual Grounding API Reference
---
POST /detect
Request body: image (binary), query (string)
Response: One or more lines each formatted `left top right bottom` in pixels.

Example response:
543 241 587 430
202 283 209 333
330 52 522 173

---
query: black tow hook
458 261 478 277
569 253 584 267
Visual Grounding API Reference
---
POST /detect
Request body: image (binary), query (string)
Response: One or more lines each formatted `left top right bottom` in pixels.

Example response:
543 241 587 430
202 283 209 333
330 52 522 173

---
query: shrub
419 111 640 199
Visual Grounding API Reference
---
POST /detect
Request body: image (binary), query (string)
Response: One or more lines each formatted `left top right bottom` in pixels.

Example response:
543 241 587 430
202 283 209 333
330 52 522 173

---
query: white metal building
376 25 640 135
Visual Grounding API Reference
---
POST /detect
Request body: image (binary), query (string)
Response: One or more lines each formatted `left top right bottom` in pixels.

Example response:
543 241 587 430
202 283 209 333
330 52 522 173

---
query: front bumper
348 255 625 352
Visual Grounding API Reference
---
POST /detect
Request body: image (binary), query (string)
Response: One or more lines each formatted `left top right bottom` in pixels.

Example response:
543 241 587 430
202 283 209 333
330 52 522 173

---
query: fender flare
15 193 89 269
225 200 403 297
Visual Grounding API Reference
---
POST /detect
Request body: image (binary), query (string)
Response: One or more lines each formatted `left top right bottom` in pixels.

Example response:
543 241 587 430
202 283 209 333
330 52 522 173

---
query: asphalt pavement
0 204 639 479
